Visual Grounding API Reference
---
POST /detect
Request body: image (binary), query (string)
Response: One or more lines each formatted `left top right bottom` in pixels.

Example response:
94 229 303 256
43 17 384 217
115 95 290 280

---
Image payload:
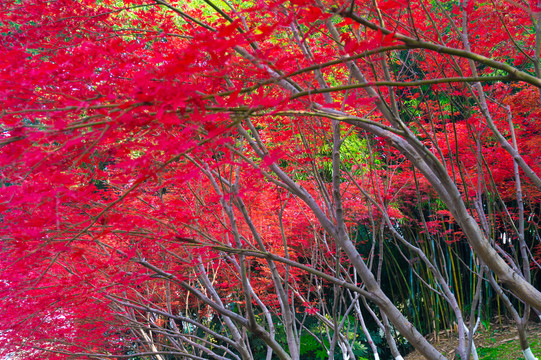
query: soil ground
404 321 541 360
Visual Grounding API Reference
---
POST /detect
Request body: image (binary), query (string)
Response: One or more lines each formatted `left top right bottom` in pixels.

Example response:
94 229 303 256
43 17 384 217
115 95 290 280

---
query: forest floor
404 321 541 360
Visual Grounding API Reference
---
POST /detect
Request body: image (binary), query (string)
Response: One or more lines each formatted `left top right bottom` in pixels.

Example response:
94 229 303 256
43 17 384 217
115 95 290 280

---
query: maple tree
1 0 541 359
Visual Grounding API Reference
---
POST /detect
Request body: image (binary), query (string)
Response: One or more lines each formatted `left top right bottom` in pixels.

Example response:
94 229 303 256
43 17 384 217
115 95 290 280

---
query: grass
404 323 541 360
477 337 541 359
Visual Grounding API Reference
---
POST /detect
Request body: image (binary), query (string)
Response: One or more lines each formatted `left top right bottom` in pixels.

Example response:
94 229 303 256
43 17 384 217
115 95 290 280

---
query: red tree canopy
1 0 541 359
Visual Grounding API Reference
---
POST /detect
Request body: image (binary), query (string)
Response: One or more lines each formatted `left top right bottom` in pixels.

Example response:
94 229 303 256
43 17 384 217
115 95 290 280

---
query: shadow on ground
404 322 541 360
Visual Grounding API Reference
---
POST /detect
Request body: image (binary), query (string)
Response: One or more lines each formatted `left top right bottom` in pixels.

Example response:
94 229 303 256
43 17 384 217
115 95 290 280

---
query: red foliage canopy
1 0 541 359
